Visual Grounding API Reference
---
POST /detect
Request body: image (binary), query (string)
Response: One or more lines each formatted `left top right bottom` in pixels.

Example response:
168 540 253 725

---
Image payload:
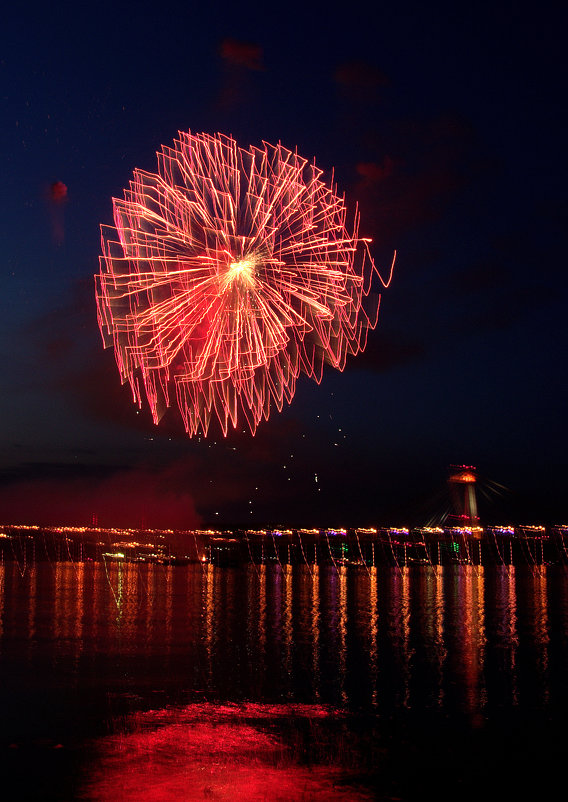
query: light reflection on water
80 703 372 802
1 561 568 800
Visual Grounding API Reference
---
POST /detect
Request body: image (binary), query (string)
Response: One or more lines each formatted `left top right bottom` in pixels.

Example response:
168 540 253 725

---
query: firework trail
95 131 394 437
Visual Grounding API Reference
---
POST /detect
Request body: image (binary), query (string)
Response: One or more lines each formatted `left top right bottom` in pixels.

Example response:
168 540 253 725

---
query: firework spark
95 131 394 437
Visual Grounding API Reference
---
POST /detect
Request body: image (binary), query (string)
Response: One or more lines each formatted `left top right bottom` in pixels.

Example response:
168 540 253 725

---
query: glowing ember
96 131 394 437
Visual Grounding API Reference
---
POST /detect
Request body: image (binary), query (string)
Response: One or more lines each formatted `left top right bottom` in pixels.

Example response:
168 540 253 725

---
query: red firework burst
95 131 394 437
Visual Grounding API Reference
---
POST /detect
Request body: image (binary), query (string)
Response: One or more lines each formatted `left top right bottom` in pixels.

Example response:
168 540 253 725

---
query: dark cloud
60 341 187 436
449 259 511 294
335 60 389 103
444 225 560 336
348 329 425 372
28 275 93 353
219 38 264 71
356 157 395 182
535 198 568 230
448 283 555 336
349 112 494 247
27 277 187 436
216 38 264 112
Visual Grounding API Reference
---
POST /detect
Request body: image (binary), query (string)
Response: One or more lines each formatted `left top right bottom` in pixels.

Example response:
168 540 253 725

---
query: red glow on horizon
96 131 394 438
0 464 201 530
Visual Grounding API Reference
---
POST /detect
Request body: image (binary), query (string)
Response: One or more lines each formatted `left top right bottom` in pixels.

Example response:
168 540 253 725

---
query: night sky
1 0 566 529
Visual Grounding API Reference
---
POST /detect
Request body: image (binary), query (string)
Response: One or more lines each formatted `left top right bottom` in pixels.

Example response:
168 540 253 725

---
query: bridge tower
448 465 479 527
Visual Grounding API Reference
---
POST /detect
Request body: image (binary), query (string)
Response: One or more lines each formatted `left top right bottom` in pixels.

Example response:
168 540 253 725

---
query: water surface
1 561 567 799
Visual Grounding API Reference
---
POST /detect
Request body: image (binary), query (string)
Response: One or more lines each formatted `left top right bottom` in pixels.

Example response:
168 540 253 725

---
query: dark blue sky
1 0 566 528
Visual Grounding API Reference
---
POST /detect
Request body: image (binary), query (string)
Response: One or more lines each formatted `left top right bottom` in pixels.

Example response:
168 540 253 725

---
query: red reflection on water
80 703 371 801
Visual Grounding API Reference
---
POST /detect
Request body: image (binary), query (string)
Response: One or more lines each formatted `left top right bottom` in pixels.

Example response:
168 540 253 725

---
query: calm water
1 560 568 800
